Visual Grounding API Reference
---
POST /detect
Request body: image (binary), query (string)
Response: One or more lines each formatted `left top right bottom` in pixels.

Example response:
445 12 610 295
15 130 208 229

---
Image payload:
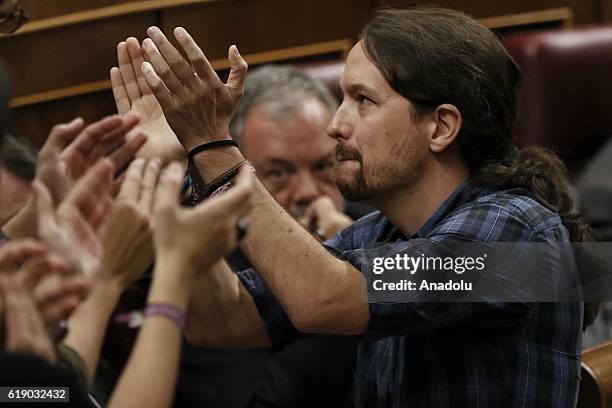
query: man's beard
333 137 425 203
333 143 374 201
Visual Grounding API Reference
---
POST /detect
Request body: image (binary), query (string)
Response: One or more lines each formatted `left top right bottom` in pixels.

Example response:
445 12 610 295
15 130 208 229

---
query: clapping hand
0 240 87 362
152 163 253 277
140 26 248 150
33 159 115 280
3 114 147 240
97 158 159 289
111 38 185 165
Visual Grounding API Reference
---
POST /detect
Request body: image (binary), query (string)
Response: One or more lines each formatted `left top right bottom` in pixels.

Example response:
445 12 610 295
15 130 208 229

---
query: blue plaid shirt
238 181 582 407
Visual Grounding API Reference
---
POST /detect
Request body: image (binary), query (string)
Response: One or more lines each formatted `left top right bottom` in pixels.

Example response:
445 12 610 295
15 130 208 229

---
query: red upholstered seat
503 25 612 171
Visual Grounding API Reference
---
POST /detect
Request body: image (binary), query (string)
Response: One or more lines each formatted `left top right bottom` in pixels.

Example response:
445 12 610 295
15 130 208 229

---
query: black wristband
188 139 239 162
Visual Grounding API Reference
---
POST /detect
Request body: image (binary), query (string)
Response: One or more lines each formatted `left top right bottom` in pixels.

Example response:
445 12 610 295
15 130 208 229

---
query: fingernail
142 38 153 50
141 61 154 74
148 26 161 37
175 27 186 37
69 117 83 127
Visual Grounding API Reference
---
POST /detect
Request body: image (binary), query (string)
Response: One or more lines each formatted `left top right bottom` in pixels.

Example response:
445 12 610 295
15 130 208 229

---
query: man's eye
315 162 334 173
267 169 287 181
357 94 373 106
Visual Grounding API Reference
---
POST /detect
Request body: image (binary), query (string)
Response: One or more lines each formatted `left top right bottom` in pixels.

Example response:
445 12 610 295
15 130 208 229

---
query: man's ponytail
477 147 593 242
476 147 598 328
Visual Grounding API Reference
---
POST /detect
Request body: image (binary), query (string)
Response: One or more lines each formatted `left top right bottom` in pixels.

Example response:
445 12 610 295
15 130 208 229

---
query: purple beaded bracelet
144 303 186 330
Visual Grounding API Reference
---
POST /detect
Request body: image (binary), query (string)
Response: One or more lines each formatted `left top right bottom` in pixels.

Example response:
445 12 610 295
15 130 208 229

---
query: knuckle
158 66 172 79
195 83 210 96
166 104 181 116
149 79 164 91
176 96 190 108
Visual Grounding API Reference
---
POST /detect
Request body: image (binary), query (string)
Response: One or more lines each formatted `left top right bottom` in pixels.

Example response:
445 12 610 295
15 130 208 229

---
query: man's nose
327 104 351 142
292 172 322 209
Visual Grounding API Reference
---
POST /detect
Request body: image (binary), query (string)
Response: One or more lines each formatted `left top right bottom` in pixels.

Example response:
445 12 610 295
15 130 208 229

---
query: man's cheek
271 189 292 211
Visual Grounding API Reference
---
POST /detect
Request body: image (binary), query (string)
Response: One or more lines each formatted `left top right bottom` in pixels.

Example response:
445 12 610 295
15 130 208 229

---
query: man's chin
335 176 372 202
333 162 372 201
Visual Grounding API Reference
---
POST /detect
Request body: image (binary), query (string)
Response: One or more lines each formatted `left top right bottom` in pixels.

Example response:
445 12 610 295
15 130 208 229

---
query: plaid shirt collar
379 178 489 241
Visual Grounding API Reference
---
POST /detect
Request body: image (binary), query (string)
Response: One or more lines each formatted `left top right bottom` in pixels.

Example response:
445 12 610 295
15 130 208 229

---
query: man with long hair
141 7 591 407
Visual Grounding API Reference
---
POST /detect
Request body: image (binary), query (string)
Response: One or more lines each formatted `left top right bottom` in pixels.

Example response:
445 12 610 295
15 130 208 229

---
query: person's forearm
191 149 369 335
190 144 244 183
244 180 368 334
62 280 122 384
186 259 270 347
2 197 37 239
108 260 187 408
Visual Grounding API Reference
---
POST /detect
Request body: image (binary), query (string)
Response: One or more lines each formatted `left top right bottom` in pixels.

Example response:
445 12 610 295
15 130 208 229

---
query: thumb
226 45 248 96
31 180 56 232
153 161 184 214
41 118 85 157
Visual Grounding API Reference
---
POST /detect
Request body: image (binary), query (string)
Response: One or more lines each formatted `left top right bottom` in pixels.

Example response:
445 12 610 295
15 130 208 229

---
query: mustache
335 144 362 162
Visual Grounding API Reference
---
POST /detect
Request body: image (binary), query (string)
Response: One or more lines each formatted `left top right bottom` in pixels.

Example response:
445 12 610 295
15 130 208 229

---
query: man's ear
428 104 462 153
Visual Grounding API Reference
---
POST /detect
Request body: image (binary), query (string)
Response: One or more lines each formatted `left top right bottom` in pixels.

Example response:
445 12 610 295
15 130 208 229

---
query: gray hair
229 65 338 143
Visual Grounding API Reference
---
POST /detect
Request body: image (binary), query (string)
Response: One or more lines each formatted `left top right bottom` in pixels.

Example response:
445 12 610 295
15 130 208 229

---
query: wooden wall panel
4 0 610 146
0 12 156 97
11 91 117 148
375 0 597 24
602 0 612 23
463 0 595 24
20 0 134 21
161 0 370 61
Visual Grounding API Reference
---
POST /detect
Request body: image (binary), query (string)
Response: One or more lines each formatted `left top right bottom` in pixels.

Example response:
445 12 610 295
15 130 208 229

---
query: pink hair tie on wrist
144 303 186 330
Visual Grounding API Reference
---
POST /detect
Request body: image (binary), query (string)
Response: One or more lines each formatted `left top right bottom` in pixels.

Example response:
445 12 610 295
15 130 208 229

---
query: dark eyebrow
346 83 376 96
261 158 295 169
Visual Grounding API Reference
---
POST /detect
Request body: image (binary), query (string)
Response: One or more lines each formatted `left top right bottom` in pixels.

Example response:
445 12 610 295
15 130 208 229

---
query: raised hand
0 240 85 361
2 115 147 240
140 26 248 150
111 38 185 165
37 115 146 206
151 163 253 275
60 158 159 384
98 157 158 289
1 272 57 364
33 159 115 280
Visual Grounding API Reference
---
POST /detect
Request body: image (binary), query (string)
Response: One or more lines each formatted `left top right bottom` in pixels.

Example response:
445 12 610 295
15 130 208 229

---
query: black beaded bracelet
187 139 239 162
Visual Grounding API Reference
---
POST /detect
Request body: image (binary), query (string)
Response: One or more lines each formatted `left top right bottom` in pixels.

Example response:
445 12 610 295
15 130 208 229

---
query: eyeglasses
0 3 30 34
